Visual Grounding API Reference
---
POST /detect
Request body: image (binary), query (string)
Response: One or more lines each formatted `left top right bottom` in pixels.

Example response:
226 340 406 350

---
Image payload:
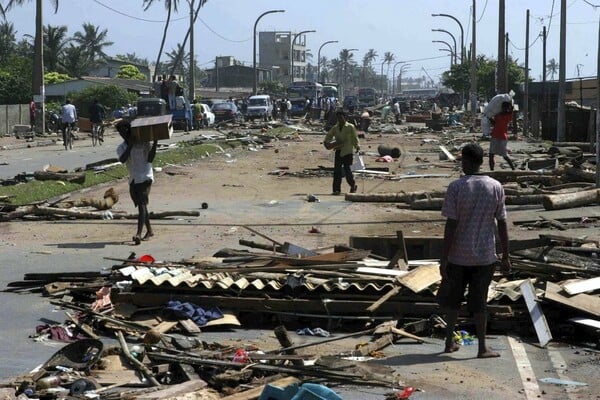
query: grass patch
0 141 232 205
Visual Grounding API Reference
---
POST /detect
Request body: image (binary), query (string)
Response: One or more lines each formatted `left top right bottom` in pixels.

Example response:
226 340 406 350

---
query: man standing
29 99 36 131
438 143 511 358
116 120 158 246
323 110 360 195
489 102 516 171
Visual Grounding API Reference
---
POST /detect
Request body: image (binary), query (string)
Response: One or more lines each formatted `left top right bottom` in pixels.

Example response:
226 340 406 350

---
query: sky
3 0 600 84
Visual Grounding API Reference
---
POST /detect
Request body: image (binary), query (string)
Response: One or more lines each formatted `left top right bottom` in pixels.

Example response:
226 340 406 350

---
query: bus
357 87 377 107
287 81 323 100
287 81 322 116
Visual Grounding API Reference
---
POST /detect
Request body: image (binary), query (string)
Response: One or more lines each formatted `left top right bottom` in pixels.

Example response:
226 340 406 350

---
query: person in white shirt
61 99 77 129
116 120 158 245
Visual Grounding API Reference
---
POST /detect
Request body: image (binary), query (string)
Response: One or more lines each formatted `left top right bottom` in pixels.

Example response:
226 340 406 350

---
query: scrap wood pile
3 229 600 398
0 187 200 222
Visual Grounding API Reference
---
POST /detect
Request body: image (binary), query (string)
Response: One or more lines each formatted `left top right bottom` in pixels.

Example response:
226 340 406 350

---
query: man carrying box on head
116 120 158 245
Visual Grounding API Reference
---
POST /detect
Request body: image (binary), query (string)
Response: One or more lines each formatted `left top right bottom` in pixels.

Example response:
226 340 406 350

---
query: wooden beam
544 281 600 317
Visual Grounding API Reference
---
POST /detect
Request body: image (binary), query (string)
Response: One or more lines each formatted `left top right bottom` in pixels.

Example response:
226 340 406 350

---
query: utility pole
596 12 600 187
557 0 566 141
469 0 477 121
542 26 547 138
188 0 195 101
524 9 530 137
497 0 506 93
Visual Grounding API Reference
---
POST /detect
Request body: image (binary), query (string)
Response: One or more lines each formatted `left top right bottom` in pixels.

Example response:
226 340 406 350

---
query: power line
92 0 187 23
476 0 489 23
92 0 251 43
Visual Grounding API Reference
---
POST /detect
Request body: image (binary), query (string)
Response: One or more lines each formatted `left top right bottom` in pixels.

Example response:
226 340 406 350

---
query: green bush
71 85 138 119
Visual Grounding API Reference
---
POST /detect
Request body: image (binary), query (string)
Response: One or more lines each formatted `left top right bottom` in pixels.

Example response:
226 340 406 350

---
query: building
205 55 271 89
259 31 309 85
45 77 152 101
87 57 151 81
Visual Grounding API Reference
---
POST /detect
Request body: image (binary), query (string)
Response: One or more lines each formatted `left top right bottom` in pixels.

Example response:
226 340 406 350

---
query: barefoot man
438 143 511 358
116 120 158 245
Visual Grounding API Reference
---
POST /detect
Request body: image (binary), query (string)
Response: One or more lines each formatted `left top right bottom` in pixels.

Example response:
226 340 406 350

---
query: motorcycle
45 110 60 134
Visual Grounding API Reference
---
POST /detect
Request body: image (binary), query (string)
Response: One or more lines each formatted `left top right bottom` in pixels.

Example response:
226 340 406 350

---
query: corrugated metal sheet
117 265 396 293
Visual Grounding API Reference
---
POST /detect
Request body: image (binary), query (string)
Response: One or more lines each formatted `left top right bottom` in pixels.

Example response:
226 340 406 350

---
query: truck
357 87 377 108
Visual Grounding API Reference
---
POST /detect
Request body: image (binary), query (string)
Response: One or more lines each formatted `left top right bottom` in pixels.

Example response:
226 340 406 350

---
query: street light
397 64 410 97
432 40 455 65
317 40 338 84
290 29 316 85
392 61 410 94
432 28 457 65
432 13 464 63
253 9 285 95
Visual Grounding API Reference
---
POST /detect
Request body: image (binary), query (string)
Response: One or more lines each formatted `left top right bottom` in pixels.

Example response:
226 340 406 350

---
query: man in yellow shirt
323 110 360 195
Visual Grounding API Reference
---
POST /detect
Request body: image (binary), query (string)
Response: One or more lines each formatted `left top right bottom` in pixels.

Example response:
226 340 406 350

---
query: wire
476 0 489 23
92 0 251 43
92 0 187 22
582 0 600 6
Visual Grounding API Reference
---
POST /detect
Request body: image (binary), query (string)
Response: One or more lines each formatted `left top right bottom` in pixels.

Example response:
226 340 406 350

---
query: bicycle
63 122 76 150
91 121 105 146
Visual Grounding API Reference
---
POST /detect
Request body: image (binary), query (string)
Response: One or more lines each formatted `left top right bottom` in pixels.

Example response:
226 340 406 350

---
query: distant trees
116 64 146 80
441 54 526 100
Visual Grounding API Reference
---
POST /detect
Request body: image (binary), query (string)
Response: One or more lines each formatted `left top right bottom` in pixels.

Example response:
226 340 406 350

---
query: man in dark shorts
489 101 516 171
116 120 158 245
438 143 511 358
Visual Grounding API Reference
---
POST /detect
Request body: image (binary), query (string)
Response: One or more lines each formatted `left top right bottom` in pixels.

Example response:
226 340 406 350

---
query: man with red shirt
489 101 516 171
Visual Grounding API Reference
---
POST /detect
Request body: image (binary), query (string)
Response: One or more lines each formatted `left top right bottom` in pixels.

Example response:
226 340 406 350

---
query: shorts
129 180 152 207
436 262 496 313
489 138 508 157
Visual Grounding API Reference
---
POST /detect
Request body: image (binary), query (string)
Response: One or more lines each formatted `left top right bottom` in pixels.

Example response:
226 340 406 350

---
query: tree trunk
563 167 597 183
346 190 446 203
484 170 556 183
542 189 600 210
33 170 85 184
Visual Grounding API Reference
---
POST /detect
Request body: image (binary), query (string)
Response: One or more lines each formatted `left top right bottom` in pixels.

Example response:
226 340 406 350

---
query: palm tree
164 43 188 78
59 43 92 78
0 21 17 65
1 0 59 134
383 51 395 93
546 58 559 80
43 24 69 72
361 48 377 86
143 0 179 81
72 22 113 64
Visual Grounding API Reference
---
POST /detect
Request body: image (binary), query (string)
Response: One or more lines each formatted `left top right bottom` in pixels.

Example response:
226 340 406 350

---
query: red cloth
491 112 512 140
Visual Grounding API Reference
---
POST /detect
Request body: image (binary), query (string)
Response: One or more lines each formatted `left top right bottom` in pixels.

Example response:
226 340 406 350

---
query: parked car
199 103 215 127
212 102 244 124
245 94 273 121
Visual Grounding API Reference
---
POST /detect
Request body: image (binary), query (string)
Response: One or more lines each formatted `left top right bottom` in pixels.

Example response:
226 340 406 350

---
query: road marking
547 344 578 399
507 336 542 399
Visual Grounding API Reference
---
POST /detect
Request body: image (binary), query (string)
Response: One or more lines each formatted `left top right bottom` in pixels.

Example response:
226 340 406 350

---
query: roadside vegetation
0 141 233 205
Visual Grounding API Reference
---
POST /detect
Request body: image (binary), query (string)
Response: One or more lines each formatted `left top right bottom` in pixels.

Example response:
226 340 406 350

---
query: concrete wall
0 104 28 136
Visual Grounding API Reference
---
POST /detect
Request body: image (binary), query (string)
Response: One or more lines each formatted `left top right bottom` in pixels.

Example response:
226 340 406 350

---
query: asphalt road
0 127 599 399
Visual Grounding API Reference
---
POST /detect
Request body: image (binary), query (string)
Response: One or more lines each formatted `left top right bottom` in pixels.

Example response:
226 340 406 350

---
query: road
0 128 198 180
0 126 598 399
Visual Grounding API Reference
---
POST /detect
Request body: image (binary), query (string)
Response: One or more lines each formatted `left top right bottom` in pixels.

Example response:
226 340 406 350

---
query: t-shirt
117 141 154 184
324 121 360 157
441 174 507 266
491 112 512 141
61 104 77 123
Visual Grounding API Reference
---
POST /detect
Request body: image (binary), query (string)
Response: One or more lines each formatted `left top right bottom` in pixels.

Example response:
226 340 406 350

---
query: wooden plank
135 379 208 400
439 145 456 161
397 263 441 293
220 377 300 400
178 318 201 334
153 320 179 334
520 279 552 347
544 281 600 317
562 276 600 295
568 317 600 330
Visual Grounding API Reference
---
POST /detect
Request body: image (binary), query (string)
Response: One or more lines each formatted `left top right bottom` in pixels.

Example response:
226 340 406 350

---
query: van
245 95 273 121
